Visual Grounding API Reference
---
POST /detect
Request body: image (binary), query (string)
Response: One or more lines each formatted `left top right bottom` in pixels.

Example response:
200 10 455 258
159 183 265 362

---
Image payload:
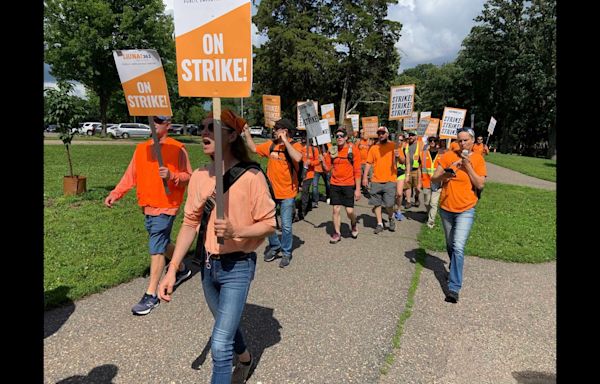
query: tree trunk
338 73 349 126
99 94 109 137
66 144 74 177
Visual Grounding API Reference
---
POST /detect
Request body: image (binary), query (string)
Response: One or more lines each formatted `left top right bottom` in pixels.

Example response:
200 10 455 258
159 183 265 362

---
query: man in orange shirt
243 118 303 268
472 135 490 155
362 126 397 234
299 134 323 219
322 127 362 243
104 115 193 315
357 129 373 182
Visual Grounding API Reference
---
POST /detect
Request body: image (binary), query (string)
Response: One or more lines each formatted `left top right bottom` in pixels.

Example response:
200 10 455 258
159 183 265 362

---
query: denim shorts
144 214 176 255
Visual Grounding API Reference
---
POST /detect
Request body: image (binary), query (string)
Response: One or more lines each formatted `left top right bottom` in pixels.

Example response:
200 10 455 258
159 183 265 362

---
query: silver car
113 123 151 139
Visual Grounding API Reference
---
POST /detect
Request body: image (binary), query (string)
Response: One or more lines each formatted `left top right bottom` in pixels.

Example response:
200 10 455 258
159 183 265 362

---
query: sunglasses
377 131 387 135
336 133 346 138
203 122 233 133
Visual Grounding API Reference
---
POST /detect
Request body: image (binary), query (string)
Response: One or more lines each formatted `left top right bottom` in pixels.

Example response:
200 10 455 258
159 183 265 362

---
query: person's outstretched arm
242 124 257 153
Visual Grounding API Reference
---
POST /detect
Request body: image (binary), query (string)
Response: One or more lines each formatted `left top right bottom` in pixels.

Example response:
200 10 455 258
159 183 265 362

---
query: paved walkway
44 159 556 383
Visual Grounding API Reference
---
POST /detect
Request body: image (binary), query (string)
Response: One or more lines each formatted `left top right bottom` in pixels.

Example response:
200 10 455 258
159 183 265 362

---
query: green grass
418 182 556 263
380 249 425 375
44 143 269 309
485 152 556 182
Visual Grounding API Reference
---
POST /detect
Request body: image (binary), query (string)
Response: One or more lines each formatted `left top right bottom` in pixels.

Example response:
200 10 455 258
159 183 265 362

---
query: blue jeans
201 253 257 384
268 198 295 256
439 208 475 293
312 171 330 202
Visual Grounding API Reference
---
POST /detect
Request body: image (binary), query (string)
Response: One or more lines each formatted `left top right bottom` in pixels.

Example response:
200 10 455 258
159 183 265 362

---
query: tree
44 0 174 136
44 81 86 177
456 0 556 157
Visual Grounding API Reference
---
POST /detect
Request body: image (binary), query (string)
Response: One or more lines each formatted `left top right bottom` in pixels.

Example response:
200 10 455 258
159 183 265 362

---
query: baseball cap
153 115 172 124
274 118 295 132
376 126 389 134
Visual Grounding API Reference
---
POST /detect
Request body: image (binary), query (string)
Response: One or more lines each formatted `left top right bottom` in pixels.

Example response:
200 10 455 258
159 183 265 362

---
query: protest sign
389 84 415 120
488 116 497 135
315 119 332 145
297 100 318 130
346 114 360 132
403 112 419 131
262 95 280 128
298 101 322 139
321 103 336 125
424 118 440 137
440 107 468 139
361 116 379 139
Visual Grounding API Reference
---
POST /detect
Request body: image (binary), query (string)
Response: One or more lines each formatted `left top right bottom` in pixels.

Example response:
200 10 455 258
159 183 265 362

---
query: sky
45 0 486 96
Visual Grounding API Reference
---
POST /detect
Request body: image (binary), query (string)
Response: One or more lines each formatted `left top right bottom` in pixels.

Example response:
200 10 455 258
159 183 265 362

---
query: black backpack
192 161 276 265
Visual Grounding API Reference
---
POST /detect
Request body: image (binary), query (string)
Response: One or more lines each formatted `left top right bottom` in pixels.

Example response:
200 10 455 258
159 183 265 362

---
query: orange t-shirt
256 139 304 199
472 143 489 155
366 141 397 183
438 151 486 212
357 138 370 165
450 141 460 151
301 145 321 180
323 144 362 186
182 165 276 255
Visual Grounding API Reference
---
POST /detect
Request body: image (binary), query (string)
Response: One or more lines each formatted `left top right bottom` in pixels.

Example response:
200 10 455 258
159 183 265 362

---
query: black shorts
330 185 355 207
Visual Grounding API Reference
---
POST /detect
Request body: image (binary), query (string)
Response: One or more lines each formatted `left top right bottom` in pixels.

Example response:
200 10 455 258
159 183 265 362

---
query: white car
249 126 267 137
80 122 102 136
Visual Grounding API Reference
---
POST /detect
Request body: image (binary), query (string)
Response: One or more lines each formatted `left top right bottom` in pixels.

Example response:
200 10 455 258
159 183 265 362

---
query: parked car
168 124 184 134
249 126 268 137
106 124 118 138
186 124 200 135
45 124 58 132
80 122 102 136
113 123 151 139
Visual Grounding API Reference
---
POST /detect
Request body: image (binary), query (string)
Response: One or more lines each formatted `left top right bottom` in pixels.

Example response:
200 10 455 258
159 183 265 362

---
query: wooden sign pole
212 98 225 245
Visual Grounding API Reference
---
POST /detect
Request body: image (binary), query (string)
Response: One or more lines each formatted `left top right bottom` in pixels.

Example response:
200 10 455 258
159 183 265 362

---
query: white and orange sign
346 114 359 132
420 111 432 121
262 95 281 128
361 116 379 138
174 0 252 97
389 84 415 120
425 118 440 137
113 49 172 116
297 100 318 130
440 107 468 139
403 112 419 131
321 103 336 125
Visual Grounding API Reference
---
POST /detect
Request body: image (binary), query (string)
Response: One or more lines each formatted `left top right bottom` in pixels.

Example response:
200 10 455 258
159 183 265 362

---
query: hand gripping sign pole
113 49 173 194
148 117 170 194
174 0 253 245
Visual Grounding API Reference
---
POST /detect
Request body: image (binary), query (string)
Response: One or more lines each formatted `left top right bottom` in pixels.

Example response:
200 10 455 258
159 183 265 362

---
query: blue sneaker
132 293 159 315
174 265 192 287
394 211 405 221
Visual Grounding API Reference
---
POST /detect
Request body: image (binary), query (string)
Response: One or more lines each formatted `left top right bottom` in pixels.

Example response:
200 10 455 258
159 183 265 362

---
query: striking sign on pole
487 116 497 135
403 112 419 131
297 100 318 130
346 114 360 132
424 118 440 138
321 103 336 125
440 107 468 139
361 116 379 139
174 0 252 97
315 119 332 145
389 84 415 120
298 101 322 139
262 95 280 128
416 117 429 137
113 49 172 117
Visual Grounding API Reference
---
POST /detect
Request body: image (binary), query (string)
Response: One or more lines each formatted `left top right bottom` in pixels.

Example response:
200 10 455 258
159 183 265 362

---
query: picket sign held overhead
424 118 440 138
321 103 336 125
488 116 497 135
298 100 322 140
389 84 415 120
263 95 281 128
174 0 253 244
315 119 332 145
113 49 172 194
403 111 419 131
439 107 467 140
361 116 379 139
297 100 318 130
346 114 360 132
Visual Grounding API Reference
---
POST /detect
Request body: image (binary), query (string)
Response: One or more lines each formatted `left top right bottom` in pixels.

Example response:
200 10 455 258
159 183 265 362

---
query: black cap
274 118 295 132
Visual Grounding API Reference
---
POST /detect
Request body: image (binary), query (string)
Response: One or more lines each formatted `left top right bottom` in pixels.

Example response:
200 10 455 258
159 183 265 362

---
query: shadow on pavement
407 249 451 297
190 303 282 381
512 370 556 384
55 364 118 383
44 286 75 338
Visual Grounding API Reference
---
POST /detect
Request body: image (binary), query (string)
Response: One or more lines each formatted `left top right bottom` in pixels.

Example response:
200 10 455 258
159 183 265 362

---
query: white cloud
388 0 485 72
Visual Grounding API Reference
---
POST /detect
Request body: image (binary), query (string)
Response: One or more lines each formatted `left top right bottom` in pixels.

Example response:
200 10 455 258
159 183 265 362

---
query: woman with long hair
159 109 276 383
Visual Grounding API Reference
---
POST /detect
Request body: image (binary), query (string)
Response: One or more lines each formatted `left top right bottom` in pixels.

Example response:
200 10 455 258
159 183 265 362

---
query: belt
209 251 250 261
